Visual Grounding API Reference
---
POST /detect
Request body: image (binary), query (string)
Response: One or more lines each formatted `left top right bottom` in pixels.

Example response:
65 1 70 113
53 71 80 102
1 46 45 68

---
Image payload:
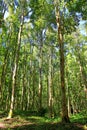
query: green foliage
71 110 87 124
67 0 87 20
0 0 87 125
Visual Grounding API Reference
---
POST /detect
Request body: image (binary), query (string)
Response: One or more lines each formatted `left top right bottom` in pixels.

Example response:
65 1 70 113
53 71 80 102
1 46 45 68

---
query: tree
48 46 53 118
7 0 28 118
54 0 70 122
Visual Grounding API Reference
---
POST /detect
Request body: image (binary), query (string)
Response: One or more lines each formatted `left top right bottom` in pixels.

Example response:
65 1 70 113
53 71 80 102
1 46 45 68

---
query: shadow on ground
0 122 85 130
14 123 86 130
0 111 87 130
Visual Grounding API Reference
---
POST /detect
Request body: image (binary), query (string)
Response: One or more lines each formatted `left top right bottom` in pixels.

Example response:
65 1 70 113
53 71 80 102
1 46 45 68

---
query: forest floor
0 111 87 130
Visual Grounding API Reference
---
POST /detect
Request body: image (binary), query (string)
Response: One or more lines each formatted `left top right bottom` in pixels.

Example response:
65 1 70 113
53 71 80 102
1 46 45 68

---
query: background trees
0 0 87 122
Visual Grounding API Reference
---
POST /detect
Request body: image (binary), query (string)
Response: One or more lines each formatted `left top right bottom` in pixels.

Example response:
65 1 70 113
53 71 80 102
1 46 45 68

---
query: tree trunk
54 0 70 123
32 61 36 110
48 46 53 118
8 15 24 118
38 33 43 110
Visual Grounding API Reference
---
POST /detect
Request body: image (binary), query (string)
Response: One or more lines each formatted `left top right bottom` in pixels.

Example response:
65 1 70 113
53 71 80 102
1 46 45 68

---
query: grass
0 110 87 130
71 111 87 124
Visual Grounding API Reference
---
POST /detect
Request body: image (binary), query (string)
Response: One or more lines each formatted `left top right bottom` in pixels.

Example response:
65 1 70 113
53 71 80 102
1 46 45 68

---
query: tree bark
48 46 53 118
8 14 24 118
54 0 70 123
38 32 43 110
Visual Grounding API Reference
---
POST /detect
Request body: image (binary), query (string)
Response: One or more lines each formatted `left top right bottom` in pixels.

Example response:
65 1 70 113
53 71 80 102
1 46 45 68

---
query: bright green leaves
30 0 54 26
35 16 45 29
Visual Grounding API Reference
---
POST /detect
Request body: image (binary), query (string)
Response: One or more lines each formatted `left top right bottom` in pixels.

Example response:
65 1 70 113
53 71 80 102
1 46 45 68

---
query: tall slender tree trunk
38 33 43 110
65 67 71 116
54 0 70 123
48 46 53 118
21 45 27 110
8 15 24 118
32 61 36 109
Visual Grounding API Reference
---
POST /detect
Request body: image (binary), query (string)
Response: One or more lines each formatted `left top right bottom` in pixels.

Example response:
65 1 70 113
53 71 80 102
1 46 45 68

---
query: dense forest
0 0 87 129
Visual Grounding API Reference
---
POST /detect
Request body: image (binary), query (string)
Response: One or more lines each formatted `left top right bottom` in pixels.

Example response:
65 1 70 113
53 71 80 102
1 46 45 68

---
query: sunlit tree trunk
32 61 36 109
54 0 70 122
8 14 24 118
20 45 28 110
65 67 71 116
48 46 53 118
38 32 43 110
